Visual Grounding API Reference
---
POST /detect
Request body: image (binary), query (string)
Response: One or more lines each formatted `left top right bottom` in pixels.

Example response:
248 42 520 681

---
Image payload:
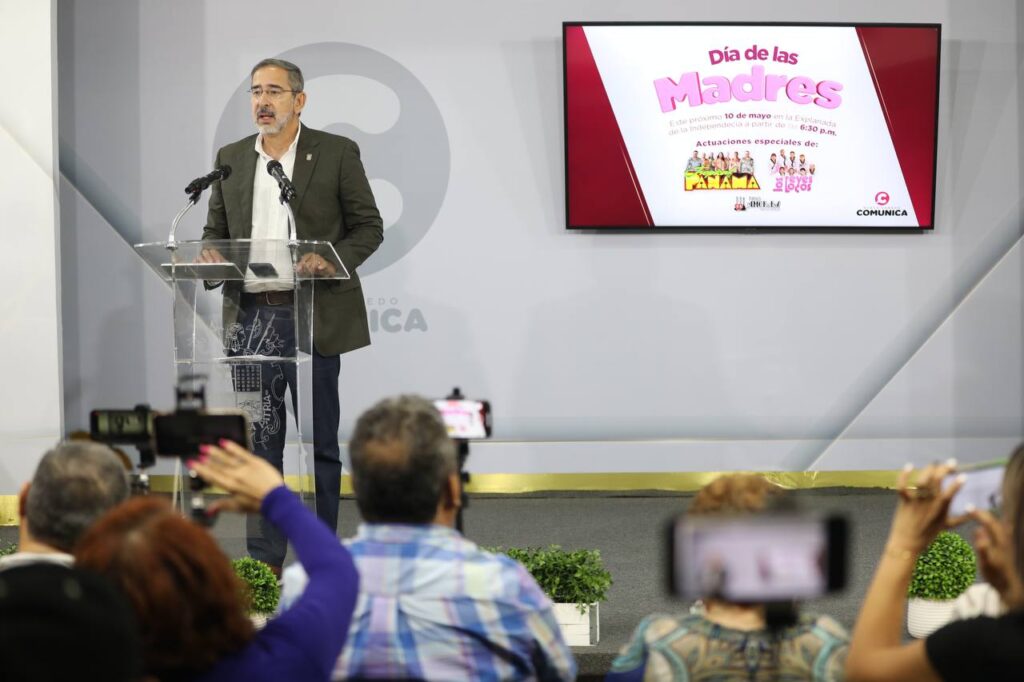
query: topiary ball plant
232 557 281 615
908 531 977 601
489 545 612 614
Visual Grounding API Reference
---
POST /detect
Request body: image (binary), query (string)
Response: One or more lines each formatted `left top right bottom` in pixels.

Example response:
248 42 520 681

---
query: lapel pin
306 153 312 161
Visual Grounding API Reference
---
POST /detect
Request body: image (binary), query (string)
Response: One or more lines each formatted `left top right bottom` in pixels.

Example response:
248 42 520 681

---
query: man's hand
188 440 285 514
295 252 337 277
197 247 227 264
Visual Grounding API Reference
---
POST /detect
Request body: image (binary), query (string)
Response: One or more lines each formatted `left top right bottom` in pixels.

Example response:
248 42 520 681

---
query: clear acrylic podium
134 238 350 506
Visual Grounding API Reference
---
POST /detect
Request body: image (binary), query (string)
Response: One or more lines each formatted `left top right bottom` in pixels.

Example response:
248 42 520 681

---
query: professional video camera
665 509 849 629
89 376 250 524
434 388 491 533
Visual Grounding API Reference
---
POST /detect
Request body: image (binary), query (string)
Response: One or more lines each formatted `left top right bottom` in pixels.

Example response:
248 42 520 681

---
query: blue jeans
232 293 341 567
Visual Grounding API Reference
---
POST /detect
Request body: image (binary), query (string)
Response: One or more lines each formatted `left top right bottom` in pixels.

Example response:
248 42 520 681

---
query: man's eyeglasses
247 87 299 100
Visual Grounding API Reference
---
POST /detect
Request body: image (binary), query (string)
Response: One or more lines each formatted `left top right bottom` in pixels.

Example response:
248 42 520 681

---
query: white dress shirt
245 126 301 292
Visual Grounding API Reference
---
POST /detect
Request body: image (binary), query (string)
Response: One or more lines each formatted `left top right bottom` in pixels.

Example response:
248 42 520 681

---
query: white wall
0 0 62 489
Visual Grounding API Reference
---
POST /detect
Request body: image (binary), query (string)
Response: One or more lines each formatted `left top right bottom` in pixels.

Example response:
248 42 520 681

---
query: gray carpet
3 488 965 680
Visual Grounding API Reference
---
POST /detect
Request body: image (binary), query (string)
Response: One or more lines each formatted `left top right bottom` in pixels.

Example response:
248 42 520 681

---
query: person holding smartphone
75 441 359 682
846 445 1024 681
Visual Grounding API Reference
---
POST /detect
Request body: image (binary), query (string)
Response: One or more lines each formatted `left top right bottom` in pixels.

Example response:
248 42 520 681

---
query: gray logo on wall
214 42 450 275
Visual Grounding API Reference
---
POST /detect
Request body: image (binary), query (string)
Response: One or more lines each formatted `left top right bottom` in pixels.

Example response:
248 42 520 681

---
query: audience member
607 474 849 681
0 441 129 571
281 395 576 681
0 563 143 681
74 440 359 682
846 446 1024 681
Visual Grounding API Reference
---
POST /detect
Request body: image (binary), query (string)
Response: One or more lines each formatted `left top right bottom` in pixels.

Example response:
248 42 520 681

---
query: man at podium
200 58 383 573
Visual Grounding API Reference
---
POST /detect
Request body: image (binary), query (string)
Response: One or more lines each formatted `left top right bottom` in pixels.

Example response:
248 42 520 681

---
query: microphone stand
167 189 202 251
279 186 299 279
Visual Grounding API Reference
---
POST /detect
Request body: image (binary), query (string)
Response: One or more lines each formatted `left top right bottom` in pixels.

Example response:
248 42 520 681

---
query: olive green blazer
203 125 383 356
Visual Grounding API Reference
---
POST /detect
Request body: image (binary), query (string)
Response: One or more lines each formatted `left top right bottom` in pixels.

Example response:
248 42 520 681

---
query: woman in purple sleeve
75 440 359 682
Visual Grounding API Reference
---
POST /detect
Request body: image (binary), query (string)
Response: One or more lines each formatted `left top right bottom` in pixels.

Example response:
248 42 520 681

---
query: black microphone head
217 165 232 181
267 160 283 175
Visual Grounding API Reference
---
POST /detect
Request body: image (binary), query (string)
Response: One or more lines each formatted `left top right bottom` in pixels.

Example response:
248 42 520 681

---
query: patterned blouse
608 611 849 681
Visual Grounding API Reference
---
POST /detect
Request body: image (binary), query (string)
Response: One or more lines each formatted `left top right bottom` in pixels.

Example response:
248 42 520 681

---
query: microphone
267 160 297 203
184 165 232 196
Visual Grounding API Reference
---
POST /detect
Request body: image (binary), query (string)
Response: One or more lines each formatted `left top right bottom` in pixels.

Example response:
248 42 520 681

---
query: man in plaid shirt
280 395 576 681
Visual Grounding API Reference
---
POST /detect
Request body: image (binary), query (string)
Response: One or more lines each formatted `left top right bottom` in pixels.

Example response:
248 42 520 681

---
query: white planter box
553 602 599 646
907 597 956 638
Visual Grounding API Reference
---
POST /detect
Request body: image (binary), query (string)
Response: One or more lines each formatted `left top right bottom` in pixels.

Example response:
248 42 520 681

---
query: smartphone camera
666 512 848 602
434 398 492 440
949 460 1006 517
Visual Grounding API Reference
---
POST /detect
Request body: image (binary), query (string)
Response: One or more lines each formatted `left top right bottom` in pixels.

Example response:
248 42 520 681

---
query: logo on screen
686 171 760 191
738 197 780 211
857 208 908 217
213 43 450 275
874 191 890 206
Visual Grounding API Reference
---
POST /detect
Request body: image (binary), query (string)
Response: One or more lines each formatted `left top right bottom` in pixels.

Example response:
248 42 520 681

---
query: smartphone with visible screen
666 513 847 601
90 408 154 445
153 411 250 458
433 399 492 439
949 460 1006 517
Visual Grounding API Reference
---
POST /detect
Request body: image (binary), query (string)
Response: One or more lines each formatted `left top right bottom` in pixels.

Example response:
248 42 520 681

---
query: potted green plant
232 557 281 628
491 545 612 646
906 531 977 638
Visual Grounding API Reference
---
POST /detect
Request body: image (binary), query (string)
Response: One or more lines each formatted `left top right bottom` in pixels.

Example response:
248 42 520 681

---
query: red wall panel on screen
563 23 941 230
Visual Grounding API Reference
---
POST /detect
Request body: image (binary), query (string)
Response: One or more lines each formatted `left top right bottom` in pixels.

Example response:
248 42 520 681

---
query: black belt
241 290 294 305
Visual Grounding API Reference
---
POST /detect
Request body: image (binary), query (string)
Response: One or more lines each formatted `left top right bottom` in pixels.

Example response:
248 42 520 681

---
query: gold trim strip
0 497 18 527
0 471 900 526
140 470 900 494
144 475 355 495
461 471 900 493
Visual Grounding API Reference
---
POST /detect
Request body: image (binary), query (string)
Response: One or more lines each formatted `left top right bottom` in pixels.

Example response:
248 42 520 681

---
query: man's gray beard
257 110 292 135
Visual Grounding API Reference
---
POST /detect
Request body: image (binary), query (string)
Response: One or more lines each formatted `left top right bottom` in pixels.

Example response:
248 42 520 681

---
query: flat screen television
563 22 941 230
